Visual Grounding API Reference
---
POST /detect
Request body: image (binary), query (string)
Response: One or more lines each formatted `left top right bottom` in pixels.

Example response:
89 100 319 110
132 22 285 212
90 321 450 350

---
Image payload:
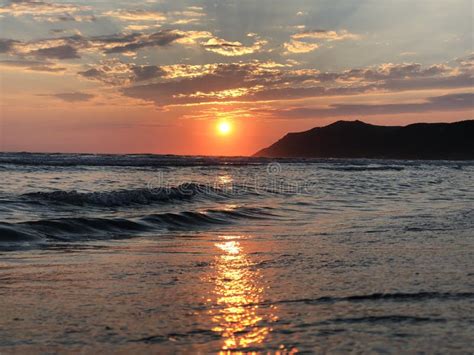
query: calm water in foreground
0 153 473 353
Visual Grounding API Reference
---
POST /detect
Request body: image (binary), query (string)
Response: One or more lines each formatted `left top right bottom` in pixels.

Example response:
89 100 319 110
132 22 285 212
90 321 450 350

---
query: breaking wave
0 206 275 250
22 183 230 207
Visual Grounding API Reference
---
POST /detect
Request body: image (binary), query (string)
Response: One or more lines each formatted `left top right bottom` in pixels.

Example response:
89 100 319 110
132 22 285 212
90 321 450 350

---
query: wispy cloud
103 6 205 27
258 93 474 119
284 29 360 54
104 9 167 22
49 92 95 102
292 29 360 41
0 0 92 22
0 59 66 72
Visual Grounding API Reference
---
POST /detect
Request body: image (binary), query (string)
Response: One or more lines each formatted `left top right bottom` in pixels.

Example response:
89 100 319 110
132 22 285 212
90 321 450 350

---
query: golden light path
208 235 282 353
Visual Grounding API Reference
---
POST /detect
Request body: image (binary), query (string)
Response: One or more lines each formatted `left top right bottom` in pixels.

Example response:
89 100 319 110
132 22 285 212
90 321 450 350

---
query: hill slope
254 120 474 159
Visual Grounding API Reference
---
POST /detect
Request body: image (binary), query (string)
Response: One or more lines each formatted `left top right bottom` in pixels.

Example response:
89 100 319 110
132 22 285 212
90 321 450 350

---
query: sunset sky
0 0 472 155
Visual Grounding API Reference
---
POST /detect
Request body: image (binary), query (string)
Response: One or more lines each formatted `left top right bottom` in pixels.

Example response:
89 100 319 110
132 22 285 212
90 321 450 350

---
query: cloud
284 40 319 54
119 61 302 105
0 59 66 72
104 6 205 26
304 63 454 85
168 8 206 24
169 30 268 56
79 60 290 87
0 30 185 59
132 65 166 82
0 0 84 15
202 36 267 56
124 24 161 31
259 93 474 119
45 13 95 23
292 29 360 41
50 92 94 102
120 62 365 106
78 59 166 85
122 63 256 105
30 44 80 59
284 29 360 55
455 53 474 73
0 29 264 61
104 9 167 22
101 30 184 54
0 0 91 22
0 39 18 53
115 57 473 108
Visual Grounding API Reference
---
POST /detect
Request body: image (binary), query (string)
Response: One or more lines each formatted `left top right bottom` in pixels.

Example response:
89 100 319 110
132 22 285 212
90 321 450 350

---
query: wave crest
23 183 226 207
0 206 275 249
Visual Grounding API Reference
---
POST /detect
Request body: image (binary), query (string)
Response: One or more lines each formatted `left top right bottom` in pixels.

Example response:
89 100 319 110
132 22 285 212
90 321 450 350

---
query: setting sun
217 121 232 136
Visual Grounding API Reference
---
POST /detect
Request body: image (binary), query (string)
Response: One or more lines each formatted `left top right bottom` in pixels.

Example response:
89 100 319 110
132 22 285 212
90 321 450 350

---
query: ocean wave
270 292 474 306
320 165 405 172
326 315 446 324
0 223 41 242
22 183 229 207
0 152 271 167
291 315 447 330
0 206 275 249
1 152 473 169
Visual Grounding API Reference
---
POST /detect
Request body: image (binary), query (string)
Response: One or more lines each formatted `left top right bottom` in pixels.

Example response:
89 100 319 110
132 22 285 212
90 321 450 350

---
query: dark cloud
259 93 474 119
102 30 184 54
122 63 259 105
131 65 166 82
117 58 473 108
51 92 94 102
54 13 96 22
0 39 18 53
30 44 80 59
0 30 185 60
78 68 102 78
78 63 166 85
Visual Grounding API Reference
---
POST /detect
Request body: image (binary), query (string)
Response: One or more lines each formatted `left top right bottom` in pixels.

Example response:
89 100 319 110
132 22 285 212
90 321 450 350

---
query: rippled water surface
0 153 473 353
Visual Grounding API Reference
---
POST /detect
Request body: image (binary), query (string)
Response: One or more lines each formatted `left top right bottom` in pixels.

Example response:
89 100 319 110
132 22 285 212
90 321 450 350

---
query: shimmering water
0 153 473 353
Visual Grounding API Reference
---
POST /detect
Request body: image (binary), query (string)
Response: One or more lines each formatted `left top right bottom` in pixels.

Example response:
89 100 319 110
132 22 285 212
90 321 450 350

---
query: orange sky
0 0 472 156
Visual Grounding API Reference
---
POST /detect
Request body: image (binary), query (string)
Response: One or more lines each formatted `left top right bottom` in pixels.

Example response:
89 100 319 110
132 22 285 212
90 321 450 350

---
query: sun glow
217 121 232 135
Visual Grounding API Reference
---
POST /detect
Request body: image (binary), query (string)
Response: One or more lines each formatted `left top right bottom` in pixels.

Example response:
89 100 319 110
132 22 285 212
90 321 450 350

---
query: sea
0 152 473 353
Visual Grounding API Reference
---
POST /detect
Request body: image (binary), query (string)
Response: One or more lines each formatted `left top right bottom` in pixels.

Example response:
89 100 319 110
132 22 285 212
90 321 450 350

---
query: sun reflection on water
209 235 277 352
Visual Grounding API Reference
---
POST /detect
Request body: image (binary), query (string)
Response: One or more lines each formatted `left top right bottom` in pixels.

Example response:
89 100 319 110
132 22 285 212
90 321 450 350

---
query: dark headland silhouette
254 120 474 160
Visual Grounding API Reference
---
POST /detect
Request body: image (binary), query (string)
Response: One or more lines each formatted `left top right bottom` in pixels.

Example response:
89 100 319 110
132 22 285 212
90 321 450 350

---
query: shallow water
0 153 473 353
